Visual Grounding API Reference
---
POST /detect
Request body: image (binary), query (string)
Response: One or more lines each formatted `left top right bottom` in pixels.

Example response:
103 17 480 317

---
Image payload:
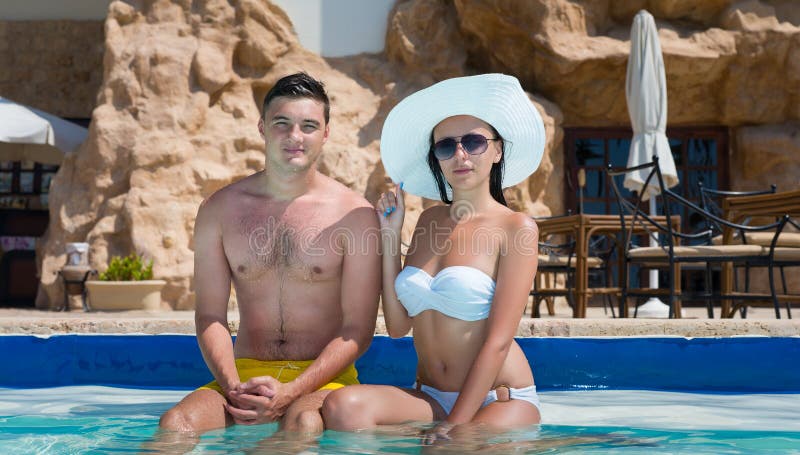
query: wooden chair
530 213 617 318
531 236 577 317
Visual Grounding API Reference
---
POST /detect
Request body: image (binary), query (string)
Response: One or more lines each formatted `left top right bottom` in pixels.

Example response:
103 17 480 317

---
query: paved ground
0 298 790 320
0 300 796 337
533 300 790 320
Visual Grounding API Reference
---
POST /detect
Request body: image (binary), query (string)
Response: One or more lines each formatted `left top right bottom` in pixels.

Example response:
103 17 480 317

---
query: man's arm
193 195 239 396
286 204 381 395
234 204 381 413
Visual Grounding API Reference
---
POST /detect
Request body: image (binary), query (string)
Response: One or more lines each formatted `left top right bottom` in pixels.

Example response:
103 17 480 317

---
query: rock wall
35 0 800 309
0 20 104 118
37 0 385 309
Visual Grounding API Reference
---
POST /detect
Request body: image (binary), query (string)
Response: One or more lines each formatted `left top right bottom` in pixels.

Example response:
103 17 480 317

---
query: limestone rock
385 0 467 80
734 123 800 187
720 0 782 31
34 0 800 310
444 0 799 126
37 0 381 310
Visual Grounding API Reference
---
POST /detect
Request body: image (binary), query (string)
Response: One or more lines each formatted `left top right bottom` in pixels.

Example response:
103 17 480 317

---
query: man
159 72 381 433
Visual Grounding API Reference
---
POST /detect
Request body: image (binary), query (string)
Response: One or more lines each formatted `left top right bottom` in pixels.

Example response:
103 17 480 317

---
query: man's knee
321 388 369 431
160 407 191 432
284 409 324 433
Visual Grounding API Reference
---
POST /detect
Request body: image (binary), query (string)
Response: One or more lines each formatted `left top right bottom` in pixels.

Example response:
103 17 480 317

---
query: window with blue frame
564 127 729 234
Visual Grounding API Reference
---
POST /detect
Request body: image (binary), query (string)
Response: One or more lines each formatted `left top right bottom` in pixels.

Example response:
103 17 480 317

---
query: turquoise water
1 387 799 454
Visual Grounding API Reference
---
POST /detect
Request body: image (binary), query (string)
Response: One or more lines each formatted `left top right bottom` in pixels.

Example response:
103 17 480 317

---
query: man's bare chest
223 210 343 282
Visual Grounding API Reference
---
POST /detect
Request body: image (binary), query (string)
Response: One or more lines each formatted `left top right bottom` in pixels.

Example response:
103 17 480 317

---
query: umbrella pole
637 188 673 318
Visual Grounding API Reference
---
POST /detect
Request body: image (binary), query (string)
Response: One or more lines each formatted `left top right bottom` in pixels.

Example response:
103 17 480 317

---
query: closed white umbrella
0 97 87 165
625 10 677 195
624 10 680 318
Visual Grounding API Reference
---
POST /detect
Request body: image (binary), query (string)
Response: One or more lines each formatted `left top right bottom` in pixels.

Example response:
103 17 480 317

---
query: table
536 214 680 318
719 189 800 317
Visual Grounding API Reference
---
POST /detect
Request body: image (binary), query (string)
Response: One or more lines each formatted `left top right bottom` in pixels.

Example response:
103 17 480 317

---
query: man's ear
322 123 330 144
258 118 265 139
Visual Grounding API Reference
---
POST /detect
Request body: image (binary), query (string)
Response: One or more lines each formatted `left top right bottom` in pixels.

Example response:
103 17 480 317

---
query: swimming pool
1 335 799 453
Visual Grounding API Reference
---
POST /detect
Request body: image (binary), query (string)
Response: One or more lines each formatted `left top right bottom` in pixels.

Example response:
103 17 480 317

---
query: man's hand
224 376 296 425
220 380 242 399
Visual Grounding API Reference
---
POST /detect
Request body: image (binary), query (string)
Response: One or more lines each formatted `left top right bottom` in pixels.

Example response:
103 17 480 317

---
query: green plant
99 254 154 281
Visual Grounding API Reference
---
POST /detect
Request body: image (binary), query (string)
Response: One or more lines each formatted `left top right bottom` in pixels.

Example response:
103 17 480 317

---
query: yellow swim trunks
198 358 359 394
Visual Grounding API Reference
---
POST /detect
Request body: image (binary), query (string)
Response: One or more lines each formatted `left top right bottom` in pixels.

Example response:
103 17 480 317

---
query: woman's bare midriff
412 311 534 391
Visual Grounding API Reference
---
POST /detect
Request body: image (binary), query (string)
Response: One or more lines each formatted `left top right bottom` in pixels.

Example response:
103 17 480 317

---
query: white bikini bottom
417 383 541 415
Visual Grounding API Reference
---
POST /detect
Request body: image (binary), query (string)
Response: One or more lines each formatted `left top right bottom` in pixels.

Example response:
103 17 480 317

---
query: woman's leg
471 400 540 430
321 384 446 431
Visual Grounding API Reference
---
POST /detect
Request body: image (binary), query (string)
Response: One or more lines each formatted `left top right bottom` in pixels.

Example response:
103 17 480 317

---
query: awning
0 97 88 165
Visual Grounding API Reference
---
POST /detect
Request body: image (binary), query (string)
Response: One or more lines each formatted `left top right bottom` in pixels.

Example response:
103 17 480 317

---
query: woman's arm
375 183 413 338
444 214 539 425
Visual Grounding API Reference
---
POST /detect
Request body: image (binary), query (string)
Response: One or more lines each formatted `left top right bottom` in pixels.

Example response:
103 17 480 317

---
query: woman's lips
453 168 472 175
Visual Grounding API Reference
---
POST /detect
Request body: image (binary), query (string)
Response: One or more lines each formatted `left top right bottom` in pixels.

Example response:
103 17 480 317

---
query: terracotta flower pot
85 280 166 311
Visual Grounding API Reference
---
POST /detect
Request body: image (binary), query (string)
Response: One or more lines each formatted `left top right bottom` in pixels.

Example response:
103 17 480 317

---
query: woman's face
432 115 502 191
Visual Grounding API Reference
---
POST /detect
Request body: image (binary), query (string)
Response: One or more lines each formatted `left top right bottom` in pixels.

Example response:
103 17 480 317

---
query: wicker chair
531 213 617 318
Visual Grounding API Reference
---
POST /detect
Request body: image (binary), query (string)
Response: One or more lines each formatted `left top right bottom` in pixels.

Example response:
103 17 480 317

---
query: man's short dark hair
262 72 330 124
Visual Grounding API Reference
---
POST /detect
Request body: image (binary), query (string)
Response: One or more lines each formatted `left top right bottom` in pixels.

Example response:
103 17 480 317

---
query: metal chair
607 157 798 318
698 183 794 317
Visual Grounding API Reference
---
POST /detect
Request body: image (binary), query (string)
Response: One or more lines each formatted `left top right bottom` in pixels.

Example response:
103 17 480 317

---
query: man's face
259 96 329 173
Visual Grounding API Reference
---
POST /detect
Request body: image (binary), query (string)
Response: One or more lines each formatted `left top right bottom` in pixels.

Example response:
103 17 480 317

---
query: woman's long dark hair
427 124 507 206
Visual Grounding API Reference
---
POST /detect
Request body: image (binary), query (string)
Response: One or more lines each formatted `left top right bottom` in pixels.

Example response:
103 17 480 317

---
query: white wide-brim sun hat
380 73 546 201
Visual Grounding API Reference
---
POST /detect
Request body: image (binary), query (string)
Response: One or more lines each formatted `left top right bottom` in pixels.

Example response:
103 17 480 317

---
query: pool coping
1 314 798 337
3 335 799 391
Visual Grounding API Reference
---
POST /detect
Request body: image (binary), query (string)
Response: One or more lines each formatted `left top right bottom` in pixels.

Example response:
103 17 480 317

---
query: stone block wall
0 20 104 118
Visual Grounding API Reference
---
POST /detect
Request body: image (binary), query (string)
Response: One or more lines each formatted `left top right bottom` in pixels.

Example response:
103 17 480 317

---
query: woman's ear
493 143 503 163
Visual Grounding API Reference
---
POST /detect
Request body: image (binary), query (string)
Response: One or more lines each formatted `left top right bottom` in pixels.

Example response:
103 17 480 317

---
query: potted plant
85 254 166 311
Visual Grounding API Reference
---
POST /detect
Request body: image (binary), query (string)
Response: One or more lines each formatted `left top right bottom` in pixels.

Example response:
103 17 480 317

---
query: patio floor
0 302 797 337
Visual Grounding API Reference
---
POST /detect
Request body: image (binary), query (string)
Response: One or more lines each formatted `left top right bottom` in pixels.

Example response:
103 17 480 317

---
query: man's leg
280 389 332 432
159 388 232 432
142 389 232 453
237 390 332 454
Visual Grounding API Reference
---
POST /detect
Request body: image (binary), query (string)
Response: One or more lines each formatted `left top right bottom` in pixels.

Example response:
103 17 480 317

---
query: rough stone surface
734 123 800 187
36 0 383 310
729 122 800 293
0 20 104 118
26 0 800 310
2 309 798 337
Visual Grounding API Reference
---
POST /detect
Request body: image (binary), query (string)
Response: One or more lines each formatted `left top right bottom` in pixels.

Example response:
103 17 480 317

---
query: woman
322 74 546 442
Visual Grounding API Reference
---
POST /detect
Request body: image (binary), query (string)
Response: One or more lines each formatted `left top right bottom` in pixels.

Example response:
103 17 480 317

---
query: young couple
159 72 545 441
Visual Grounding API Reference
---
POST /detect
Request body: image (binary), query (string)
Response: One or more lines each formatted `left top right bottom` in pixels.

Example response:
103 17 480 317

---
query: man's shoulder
195 181 247 232
317 175 372 210
201 173 260 210
315 176 377 229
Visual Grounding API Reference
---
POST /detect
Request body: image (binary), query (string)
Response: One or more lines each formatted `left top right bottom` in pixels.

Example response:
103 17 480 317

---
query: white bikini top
394 265 496 321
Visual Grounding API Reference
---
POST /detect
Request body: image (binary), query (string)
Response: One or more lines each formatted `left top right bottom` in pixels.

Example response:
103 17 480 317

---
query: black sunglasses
432 133 500 161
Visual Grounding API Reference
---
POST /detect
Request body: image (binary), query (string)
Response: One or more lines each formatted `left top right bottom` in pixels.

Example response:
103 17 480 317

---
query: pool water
2 386 798 454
